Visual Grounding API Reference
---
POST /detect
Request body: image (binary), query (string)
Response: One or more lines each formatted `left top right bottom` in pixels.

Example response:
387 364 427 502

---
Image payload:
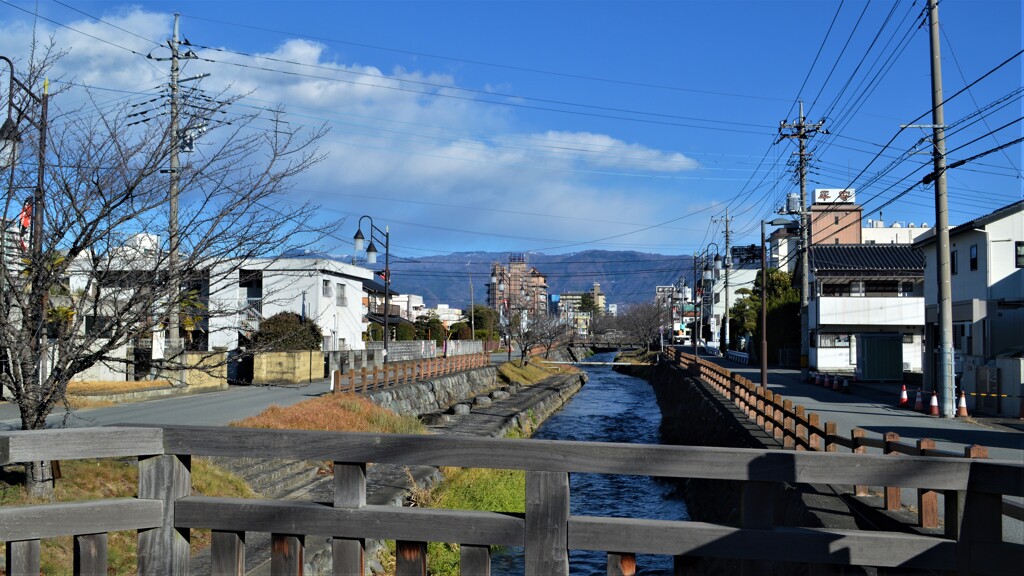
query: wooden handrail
1 425 1021 575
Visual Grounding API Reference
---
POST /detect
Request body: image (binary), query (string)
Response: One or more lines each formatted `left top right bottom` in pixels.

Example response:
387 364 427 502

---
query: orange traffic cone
815 372 822 386
898 385 909 408
914 389 924 411
929 391 940 416
956 390 969 418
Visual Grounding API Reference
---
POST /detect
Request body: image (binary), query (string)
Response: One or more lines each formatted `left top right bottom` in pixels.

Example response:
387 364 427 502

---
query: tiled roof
809 244 924 277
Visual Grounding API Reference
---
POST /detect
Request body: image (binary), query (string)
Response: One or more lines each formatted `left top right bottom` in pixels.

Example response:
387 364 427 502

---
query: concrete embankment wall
641 362 869 576
365 366 499 416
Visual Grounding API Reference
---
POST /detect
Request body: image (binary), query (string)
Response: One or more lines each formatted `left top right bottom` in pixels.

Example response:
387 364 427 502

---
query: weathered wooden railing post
525 470 569 576
137 452 191 575
782 399 795 449
742 480 775 576
851 429 868 496
6 539 40 576
271 533 304 575
74 533 107 575
883 432 901 511
396 541 428 575
608 552 636 576
917 439 939 528
334 463 368 576
794 405 807 451
952 446 1001 575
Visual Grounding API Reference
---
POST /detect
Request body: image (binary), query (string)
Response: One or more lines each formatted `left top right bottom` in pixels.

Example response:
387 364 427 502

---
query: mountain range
388 250 695 310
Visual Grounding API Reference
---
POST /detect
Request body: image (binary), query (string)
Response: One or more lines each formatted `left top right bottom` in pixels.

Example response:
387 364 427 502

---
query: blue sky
1 0 1021 264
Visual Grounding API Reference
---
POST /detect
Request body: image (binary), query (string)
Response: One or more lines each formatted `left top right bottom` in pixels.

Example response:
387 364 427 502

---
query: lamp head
365 240 378 264
0 116 19 170
353 228 365 252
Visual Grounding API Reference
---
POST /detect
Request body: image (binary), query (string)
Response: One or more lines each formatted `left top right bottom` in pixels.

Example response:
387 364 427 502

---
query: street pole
927 0 955 417
692 252 699 357
383 225 390 363
723 208 731 354
167 13 181 358
760 221 769 388
779 101 824 381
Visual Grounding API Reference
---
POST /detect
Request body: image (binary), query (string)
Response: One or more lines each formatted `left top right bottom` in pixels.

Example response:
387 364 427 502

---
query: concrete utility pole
167 13 181 360
927 0 955 418
779 101 824 382
714 208 733 354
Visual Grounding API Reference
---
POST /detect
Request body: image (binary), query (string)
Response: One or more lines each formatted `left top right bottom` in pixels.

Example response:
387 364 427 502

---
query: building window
819 333 851 348
1016 241 1024 268
902 333 915 344
834 215 840 225
970 244 978 271
335 283 347 307
834 238 840 244
322 279 331 297
951 250 958 275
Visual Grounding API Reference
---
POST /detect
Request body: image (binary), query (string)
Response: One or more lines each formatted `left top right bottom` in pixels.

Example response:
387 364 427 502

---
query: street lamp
354 215 390 362
1 55 49 383
761 218 797 387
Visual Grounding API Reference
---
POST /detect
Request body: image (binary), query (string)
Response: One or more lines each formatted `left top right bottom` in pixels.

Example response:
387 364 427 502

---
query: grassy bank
0 458 254 575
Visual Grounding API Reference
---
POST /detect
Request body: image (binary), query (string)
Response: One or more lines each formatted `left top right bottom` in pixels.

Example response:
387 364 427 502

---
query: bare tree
1 48 328 496
532 314 565 359
615 301 666 353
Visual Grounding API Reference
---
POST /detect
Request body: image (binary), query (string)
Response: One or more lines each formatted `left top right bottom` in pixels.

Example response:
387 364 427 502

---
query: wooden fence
673 349 1024 531
331 352 490 394
1 425 1022 575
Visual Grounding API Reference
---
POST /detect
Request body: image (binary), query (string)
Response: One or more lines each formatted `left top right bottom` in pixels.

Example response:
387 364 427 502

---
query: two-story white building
914 200 1024 416
208 256 372 354
808 244 926 380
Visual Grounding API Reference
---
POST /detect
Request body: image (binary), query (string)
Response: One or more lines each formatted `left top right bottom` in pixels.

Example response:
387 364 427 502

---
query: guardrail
330 352 490 393
1 425 1021 575
673 349 1024 531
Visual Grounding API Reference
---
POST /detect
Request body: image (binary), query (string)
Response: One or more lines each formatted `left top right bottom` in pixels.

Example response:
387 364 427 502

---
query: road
0 381 334 431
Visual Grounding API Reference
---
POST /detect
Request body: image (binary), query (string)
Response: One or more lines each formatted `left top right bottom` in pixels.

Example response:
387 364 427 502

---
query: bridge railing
673 349 1024 531
330 352 490 393
2 425 1022 575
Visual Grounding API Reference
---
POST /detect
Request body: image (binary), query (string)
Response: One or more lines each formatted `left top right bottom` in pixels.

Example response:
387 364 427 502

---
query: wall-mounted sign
813 188 855 204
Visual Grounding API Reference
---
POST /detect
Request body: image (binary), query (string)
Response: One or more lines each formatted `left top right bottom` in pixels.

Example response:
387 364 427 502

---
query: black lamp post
761 218 797 387
1 55 49 382
354 215 390 362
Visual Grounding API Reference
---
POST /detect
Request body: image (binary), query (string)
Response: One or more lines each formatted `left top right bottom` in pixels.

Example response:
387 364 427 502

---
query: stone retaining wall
364 366 499 416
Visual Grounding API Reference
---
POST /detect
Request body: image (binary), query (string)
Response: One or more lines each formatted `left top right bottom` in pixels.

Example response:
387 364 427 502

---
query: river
492 351 690 575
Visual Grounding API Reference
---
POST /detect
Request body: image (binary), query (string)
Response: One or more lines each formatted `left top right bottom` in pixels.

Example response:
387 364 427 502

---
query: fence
673 349 1024 532
1 425 1021 575
330 352 490 393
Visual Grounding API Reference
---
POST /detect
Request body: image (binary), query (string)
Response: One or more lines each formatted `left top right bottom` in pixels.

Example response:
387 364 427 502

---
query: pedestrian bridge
1 424 1020 575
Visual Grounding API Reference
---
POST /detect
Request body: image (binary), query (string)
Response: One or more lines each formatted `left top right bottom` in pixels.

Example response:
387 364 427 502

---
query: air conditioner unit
902 362 911 370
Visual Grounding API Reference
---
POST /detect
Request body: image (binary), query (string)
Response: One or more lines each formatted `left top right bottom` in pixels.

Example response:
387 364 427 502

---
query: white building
862 219 931 245
208 256 372 354
915 200 1024 416
391 293 426 321
808 244 926 379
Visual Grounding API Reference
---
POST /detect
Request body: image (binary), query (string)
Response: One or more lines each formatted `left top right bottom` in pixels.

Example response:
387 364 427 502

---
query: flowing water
491 352 689 575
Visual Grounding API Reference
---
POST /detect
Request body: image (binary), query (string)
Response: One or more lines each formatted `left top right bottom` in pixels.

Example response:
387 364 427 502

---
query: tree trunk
25 460 56 499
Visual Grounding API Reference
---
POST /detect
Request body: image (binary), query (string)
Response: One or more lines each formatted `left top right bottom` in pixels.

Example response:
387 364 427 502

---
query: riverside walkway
689 351 1024 544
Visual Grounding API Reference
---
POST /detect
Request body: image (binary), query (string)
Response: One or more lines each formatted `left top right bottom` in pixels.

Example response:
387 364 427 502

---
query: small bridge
538 360 649 366
1 425 1021 575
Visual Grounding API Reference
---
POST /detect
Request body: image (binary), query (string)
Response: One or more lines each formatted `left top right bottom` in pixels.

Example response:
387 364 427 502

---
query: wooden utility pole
167 13 181 363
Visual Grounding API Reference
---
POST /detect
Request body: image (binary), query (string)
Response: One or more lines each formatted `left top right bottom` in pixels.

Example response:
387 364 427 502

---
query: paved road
0 381 334 431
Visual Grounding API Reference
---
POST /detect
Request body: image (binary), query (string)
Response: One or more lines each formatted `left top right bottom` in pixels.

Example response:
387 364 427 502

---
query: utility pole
167 13 181 367
714 208 733 354
927 0 955 417
779 101 824 382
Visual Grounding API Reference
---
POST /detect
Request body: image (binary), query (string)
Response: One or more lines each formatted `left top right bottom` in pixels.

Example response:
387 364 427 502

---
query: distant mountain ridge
388 250 694 309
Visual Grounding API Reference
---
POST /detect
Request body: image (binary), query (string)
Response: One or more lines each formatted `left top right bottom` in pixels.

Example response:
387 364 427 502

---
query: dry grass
497 358 572 386
67 379 172 395
231 392 425 435
0 457 254 575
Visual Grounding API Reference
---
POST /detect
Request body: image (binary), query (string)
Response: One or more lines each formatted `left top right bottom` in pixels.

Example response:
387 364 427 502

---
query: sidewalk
699 355 1023 462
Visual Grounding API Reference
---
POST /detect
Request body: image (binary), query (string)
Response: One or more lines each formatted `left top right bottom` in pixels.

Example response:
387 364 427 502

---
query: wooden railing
331 352 490 393
2 426 1022 575
673 349 1024 530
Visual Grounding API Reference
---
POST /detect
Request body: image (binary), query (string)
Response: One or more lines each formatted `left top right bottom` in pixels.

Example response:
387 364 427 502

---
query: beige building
488 253 548 322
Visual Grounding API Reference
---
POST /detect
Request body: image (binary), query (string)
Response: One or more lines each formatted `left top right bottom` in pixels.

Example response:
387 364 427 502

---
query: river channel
492 351 690 575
